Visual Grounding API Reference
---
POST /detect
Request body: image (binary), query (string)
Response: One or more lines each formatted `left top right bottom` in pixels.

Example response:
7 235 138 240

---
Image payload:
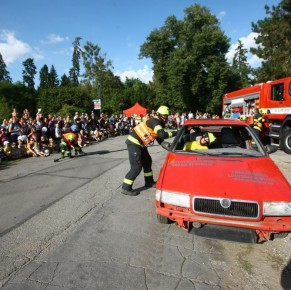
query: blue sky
0 0 280 84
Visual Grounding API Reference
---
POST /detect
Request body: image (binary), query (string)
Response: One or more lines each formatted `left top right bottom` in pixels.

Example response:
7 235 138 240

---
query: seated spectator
11 142 22 159
3 141 12 159
27 137 48 157
39 135 49 153
48 137 58 153
183 134 209 150
17 136 28 158
27 127 39 143
0 126 9 146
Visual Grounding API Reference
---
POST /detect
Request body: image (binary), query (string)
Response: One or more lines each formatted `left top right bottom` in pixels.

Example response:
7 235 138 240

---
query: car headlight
263 202 291 216
156 190 190 208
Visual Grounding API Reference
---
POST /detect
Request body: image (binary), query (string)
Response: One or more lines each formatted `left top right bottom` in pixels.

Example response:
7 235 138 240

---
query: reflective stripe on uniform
154 125 163 134
128 135 143 146
123 178 134 185
144 171 153 177
168 131 173 138
254 125 261 131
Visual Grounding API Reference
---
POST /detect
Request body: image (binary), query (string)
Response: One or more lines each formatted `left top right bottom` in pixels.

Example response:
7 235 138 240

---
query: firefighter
59 132 85 159
121 106 177 196
238 115 247 121
252 117 265 139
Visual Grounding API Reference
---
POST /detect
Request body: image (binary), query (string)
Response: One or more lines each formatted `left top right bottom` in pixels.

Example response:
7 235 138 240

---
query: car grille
193 197 259 219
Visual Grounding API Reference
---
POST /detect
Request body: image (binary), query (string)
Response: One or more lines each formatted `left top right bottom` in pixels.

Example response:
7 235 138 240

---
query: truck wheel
282 127 291 154
157 214 170 224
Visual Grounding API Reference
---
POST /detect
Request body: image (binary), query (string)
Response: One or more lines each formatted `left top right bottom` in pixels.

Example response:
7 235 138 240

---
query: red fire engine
222 77 291 154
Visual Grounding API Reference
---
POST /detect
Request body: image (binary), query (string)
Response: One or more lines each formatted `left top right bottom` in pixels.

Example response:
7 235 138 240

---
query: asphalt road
0 135 291 289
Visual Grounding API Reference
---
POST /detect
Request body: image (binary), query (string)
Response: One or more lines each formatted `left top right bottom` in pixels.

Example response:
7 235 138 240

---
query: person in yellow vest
121 106 177 196
183 135 209 150
59 132 84 159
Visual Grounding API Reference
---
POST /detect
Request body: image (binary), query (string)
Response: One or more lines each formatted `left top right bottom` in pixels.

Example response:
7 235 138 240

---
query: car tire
157 214 170 224
272 232 289 239
282 127 291 154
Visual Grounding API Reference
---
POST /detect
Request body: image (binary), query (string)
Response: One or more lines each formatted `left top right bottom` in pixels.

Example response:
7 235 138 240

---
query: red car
155 119 291 243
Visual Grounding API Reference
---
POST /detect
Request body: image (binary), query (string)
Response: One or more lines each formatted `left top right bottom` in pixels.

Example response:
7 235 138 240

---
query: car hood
159 153 291 201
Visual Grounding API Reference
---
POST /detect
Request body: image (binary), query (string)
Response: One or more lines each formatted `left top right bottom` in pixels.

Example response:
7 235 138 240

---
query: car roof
184 119 248 127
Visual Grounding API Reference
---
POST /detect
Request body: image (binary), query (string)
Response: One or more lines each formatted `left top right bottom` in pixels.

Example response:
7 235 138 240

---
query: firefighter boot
121 181 140 196
121 188 140 196
144 175 156 188
145 181 156 188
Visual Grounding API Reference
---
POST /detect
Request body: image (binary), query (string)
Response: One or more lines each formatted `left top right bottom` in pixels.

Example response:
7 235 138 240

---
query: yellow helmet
156 106 170 116
68 134 76 142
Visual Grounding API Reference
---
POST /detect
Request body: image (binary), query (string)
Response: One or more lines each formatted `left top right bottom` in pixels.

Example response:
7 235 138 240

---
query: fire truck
222 77 291 154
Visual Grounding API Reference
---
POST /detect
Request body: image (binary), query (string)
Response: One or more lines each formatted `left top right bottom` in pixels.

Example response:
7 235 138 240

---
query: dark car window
173 124 265 157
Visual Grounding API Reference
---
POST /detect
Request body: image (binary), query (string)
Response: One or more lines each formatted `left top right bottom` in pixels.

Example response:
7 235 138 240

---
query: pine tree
39 65 50 89
22 58 37 88
69 37 82 86
0 52 12 82
232 40 253 87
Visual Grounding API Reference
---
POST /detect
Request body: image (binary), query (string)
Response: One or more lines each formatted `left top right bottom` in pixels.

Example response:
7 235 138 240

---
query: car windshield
172 123 266 157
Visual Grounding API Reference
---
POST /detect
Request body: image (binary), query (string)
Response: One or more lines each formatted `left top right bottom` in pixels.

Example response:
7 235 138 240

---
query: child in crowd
48 137 57 154
3 141 12 159
17 136 28 158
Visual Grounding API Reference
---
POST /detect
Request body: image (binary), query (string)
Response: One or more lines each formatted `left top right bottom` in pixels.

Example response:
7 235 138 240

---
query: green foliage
39 65 50 89
37 86 94 116
139 4 231 114
0 53 12 82
69 37 82 86
251 0 291 81
22 58 37 88
0 81 36 119
48 65 59 87
58 104 83 118
1 2 290 117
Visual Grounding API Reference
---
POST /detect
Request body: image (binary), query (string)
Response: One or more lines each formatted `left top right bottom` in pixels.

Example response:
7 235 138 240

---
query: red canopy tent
123 102 148 117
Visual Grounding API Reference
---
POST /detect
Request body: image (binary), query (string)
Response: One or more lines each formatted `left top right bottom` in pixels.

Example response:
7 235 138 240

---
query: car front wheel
157 214 170 224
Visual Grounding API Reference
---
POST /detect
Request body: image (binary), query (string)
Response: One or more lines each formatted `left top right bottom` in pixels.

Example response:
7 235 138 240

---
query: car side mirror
161 141 171 151
265 144 277 154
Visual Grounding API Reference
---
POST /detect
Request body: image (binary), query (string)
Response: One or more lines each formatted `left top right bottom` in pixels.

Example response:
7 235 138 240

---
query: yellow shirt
183 141 208 150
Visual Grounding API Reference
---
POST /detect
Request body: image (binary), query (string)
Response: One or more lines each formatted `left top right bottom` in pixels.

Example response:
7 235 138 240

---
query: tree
139 4 231 114
0 52 12 82
69 37 82 86
60 74 72 87
231 40 253 87
22 58 37 88
39 65 50 89
48 65 59 87
81 41 115 112
251 0 291 81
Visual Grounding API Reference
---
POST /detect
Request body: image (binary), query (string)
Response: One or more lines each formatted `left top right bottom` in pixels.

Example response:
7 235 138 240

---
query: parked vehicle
222 77 291 154
155 119 291 243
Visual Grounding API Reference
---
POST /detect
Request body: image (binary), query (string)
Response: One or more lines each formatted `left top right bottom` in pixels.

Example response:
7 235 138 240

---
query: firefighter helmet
68 134 76 142
156 106 170 124
156 106 170 116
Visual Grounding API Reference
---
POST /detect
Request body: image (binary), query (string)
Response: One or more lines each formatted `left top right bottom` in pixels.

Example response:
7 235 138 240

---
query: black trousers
122 142 153 191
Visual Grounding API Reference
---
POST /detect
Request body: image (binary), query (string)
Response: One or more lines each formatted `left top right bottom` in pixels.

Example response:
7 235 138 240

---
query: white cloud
115 64 153 83
41 33 69 44
226 32 262 67
218 11 226 19
0 30 32 64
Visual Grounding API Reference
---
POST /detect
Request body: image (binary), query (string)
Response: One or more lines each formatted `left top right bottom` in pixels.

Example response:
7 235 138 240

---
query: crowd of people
0 108 220 163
